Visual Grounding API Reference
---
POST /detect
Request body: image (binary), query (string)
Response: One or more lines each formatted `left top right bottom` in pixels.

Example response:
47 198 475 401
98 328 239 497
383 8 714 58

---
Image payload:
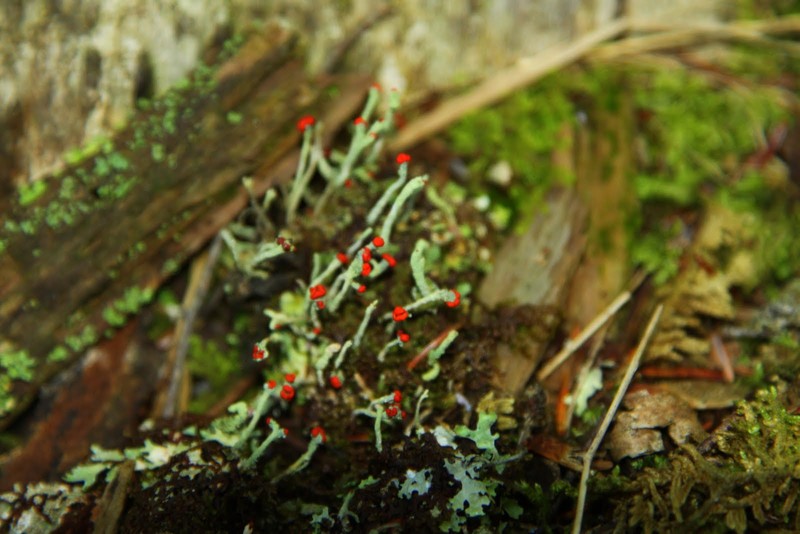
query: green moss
0 345 35 413
151 144 165 162
174 77 191 91
2 41 229 246
737 186 800 284
18 180 47 206
58 176 77 200
93 157 111 178
162 258 180 275
449 53 791 286
109 175 137 199
632 67 785 207
63 135 111 166
628 57 790 285
732 0 800 20
616 387 800 531
226 111 243 125
62 325 99 354
18 220 35 235
220 34 246 60
163 108 178 134
447 71 579 231
47 345 70 363
102 305 127 327
0 347 35 382
107 152 129 171
187 335 243 413
629 219 683 286
114 286 155 315
64 334 83 352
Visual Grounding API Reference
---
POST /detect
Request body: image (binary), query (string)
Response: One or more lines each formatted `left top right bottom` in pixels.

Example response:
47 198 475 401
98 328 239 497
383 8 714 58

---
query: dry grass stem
390 15 800 152
388 18 632 151
537 272 644 382
571 304 664 534
156 235 223 419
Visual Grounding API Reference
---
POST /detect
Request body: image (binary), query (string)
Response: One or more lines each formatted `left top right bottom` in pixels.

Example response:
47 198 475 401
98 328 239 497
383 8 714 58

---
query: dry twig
155 235 223 419
571 304 664 534
388 18 632 151
537 272 644 382
390 15 800 152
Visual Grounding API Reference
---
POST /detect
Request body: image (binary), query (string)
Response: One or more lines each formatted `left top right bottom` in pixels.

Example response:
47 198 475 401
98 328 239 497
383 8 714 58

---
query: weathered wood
0 27 369 429
477 188 586 395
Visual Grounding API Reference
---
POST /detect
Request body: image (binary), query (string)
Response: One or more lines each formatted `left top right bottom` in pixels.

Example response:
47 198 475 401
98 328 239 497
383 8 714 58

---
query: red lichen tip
252 345 266 361
357 284 367 294
372 236 385 247
316 300 326 310
371 82 382 91
280 384 295 401
312 326 322 335
285 373 296 383
330 375 342 389
362 247 372 262
311 426 327 443
276 236 294 252
296 115 315 132
354 116 366 126
309 284 327 300
397 330 410 343
361 262 372 277
385 406 398 418
393 389 402 403
396 153 411 165
381 253 397 268
267 379 277 389
393 306 409 322
446 290 461 308
336 252 349 265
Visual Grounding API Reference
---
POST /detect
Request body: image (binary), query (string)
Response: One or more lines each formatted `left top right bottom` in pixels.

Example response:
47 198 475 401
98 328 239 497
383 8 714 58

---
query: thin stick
537 272 645 382
571 304 663 534
387 18 631 152
591 16 800 61
157 235 223 419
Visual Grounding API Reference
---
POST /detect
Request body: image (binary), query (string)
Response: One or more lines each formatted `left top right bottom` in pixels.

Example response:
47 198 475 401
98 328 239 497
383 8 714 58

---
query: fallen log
0 26 370 429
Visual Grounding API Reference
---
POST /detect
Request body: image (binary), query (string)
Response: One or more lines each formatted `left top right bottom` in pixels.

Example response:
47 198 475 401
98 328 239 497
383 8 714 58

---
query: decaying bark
0 26 369 429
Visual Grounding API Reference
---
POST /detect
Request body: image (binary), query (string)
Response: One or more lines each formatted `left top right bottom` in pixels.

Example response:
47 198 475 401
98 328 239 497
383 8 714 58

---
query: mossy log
0 27 369 429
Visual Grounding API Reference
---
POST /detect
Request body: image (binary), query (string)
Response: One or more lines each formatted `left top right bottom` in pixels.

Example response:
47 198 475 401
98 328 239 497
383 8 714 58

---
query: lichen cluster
4 86 555 533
